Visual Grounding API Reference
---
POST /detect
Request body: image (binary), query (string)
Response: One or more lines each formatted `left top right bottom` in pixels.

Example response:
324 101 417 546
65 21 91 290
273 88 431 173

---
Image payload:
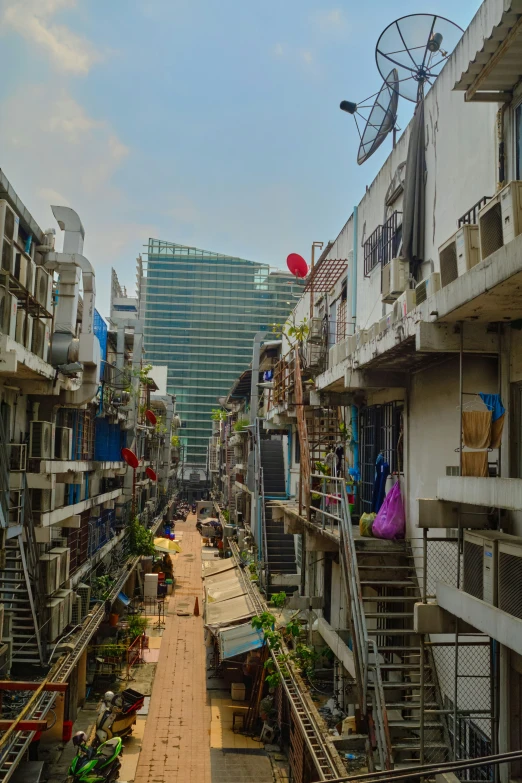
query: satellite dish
376 14 463 103
287 253 308 278
146 467 157 481
145 409 157 426
356 69 399 165
121 447 139 469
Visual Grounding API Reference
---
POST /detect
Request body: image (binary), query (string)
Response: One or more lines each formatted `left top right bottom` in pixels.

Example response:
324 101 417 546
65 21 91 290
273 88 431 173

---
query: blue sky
0 0 480 318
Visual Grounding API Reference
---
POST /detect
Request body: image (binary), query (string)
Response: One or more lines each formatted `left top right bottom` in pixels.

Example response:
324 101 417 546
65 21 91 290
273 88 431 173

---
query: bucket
63 720 73 743
109 613 119 627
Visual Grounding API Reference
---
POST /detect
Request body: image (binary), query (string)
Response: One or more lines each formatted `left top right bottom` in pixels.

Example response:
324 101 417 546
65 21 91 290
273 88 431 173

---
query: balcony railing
458 196 492 227
363 225 382 276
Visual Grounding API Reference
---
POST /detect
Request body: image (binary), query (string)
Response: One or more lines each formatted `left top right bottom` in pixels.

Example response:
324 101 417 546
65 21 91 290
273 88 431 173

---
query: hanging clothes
478 393 505 422
461 451 488 477
462 410 492 449
490 413 505 449
372 457 390 513
335 444 344 477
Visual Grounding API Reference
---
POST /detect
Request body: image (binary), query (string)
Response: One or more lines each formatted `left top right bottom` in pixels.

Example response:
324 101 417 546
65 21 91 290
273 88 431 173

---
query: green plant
266 671 281 688
127 615 148 640
222 510 230 523
315 460 330 476
251 611 276 631
171 435 180 447
270 591 287 609
99 643 126 659
92 575 114 600
129 517 156 556
233 418 250 432
248 562 258 574
211 408 227 422
293 643 318 676
285 619 301 638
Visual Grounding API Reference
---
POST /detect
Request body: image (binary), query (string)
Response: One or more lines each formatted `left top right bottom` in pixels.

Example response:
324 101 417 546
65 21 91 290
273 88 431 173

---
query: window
363 226 382 276
294 429 301 465
381 211 403 266
359 401 403 514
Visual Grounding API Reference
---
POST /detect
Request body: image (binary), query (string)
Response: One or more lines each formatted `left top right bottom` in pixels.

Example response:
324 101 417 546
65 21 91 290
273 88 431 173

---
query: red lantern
146 467 157 481
145 409 157 425
121 448 139 469
286 253 308 278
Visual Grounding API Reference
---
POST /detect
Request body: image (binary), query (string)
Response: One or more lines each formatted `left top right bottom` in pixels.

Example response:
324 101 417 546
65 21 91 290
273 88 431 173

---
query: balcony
437 476 522 511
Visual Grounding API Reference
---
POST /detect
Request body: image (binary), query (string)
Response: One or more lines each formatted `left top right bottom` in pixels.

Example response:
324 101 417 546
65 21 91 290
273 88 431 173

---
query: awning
454 2 522 102
204 569 241 586
154 537 182 554
218 623 264 660
201 559 236 577
205 576 246 604
205 594 255 631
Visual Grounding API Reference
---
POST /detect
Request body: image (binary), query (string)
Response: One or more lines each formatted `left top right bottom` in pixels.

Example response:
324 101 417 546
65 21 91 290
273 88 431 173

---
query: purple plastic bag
372 481 405 540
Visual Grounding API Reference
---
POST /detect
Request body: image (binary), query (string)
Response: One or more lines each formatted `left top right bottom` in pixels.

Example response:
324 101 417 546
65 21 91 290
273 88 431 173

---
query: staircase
0 536 43 666
259 439 297 594
357 540 449 767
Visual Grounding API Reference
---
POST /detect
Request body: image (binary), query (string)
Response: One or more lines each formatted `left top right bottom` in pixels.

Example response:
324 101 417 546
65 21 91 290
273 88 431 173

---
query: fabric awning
218 623 264 660
205 576 246 604
202 559 236 578
205 594 255 630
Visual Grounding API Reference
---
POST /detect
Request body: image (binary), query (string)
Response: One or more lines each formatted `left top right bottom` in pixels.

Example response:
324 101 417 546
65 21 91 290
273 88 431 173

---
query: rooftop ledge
0 334 55 381
437 476 522 511
316 231 522 390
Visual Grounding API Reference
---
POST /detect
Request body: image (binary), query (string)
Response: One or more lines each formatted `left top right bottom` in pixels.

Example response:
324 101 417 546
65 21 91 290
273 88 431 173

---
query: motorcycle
67 731 122 783
191 503 197 514
95 689 144 745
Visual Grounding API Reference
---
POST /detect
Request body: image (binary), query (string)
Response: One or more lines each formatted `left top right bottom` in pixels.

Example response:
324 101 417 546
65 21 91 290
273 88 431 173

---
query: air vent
438 234 458 288
55 427 72 460
29 421 53 459
479 198 502 259
415 273 440 305
498 541 522 619
463 539 483 599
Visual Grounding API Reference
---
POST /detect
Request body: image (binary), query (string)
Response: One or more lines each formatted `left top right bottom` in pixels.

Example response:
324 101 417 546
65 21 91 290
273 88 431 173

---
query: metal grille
498 550 522 619
381 210 403 266
440 240 459 288
363 225 382 276
359 401 402 514
463 540 483 600
479 202 503 259
458 196 491 228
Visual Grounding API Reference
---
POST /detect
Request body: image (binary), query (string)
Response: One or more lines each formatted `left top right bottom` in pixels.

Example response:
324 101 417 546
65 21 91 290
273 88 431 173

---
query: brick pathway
134 519 211 783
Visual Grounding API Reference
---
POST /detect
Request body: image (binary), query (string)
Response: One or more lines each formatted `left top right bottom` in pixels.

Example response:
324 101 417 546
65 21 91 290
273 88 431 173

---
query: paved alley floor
133 516 274 783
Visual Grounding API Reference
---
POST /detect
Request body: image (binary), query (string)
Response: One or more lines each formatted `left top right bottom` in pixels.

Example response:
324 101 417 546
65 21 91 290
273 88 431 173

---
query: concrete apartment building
211 2 522 781
0 173 180 777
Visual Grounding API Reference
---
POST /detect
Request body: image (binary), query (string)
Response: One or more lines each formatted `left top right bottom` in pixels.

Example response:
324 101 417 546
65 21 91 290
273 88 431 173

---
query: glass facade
143 240 302 464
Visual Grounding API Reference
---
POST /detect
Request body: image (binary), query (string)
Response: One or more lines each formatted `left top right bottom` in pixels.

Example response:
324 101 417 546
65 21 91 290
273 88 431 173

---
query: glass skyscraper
143 240 302 465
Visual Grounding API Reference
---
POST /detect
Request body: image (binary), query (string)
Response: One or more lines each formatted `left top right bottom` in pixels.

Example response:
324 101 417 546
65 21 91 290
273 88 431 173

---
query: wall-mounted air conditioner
30 421 54 459
415 273 440 305
498 539 522 619
76 583 91 618
46 597 65 642
71 593 82 625
49 547 71 586
55 427 72 460
31 488 55 513
394 289 416 320
25 258 36 296
0 201 18 277
13 252 27 288
438 232 458 288
31 318 50 362
55 588 73 626
15 310 29 346
462 530 518 606
40 553 61 594
34 266 53 312
0 286 17 338
381 257 408 303
24 315 33 351
440 226 480 288
479 181 522 260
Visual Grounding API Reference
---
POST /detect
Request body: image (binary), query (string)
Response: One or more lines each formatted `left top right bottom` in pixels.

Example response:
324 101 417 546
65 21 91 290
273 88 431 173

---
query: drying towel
462 410 492 449
461 451 488 477
478 393 505 422
490 413 505 449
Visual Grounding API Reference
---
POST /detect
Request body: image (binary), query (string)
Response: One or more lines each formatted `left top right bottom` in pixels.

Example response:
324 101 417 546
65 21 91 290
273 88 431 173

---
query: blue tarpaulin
218 622 264 660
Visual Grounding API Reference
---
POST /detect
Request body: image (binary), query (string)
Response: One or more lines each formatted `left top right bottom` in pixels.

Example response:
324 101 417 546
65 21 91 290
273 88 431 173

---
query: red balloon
121 448 139 469
145 409 157 425
286 253 308 278
146 467 157 481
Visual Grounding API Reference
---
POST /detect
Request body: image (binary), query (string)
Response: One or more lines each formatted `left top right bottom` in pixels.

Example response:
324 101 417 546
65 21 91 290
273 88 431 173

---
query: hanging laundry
462 410 492 449
490 413 505 449
335 444 344 476
478 393 505 422
461 451 488 477
372 455 390 513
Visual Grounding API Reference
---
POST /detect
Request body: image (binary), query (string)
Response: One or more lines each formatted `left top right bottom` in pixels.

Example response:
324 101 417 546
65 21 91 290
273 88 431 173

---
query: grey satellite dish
376 13 463 103
340 69 399 165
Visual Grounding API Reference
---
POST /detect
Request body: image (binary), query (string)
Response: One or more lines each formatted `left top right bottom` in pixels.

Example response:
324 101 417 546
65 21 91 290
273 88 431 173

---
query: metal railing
313 474 393 771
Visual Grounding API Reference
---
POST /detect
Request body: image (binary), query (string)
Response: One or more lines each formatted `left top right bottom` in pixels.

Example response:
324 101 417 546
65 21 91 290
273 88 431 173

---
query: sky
0 0 481 319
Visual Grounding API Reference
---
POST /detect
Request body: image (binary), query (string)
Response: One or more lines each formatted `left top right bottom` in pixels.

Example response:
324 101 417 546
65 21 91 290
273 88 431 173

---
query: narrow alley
133 517 277 783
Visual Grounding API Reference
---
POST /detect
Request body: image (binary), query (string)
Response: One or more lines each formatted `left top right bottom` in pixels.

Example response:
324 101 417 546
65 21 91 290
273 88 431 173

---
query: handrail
314 474 393 771
255 418 269 590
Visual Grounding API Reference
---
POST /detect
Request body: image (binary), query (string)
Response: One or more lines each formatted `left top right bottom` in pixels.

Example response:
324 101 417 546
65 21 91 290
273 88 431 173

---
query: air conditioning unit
13 252 27 288
497 539 522 619
31 488 55 513
55 588 73 626
381 257 408 303
438 233 459 288
462 531 520 606
15 310 29 346
308 317 324 344
55 427 72 460
49 547 71 586
40 553 61 594
34 266 53 312
394 289 416 320
415 273 441 305
479 181 522 260
0 286 17 338
25 258 36 296
31 318 50 362
46 598 65 642
71 593 82 625
77 583 92 618
30 421 54 459
24 315 33 351
0 201 18 277
456 225 480 276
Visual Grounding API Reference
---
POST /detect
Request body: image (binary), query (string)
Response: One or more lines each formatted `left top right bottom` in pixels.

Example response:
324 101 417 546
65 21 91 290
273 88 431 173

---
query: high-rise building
142 240 302 464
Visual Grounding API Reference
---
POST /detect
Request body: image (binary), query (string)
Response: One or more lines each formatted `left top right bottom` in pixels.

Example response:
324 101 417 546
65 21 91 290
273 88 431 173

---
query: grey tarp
402 99 425 266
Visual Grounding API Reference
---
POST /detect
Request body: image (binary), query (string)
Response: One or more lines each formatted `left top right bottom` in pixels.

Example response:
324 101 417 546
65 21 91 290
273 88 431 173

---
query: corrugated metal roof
218 622 264 660
454 0 522 100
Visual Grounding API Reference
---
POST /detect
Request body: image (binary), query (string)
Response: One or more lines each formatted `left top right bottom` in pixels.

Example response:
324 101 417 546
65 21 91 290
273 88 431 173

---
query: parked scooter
95 689 145 745
67 731 122 783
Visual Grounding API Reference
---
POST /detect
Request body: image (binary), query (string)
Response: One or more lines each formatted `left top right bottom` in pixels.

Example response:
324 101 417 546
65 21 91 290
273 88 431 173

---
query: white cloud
312 8 349 36
1 0 102 74
272 43 284 58
300 50 314 66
